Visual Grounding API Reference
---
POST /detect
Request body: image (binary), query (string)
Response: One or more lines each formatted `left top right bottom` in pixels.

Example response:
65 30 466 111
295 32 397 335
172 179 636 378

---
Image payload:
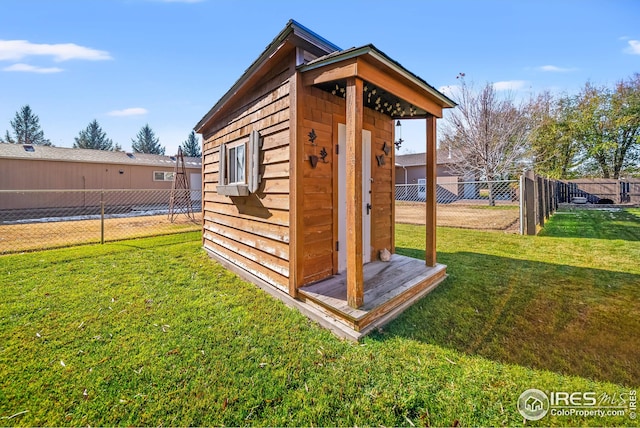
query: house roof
195 19 340 133
0 143 202 168
395 150 455 167
196 20 456 133
300 44 456 110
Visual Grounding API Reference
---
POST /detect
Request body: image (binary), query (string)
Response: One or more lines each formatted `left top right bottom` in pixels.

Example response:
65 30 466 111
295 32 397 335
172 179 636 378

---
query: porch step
298 256 447 334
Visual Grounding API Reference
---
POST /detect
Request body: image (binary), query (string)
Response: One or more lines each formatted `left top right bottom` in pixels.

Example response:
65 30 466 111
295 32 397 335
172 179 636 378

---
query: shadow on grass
373 247 640 387
539 208 640 241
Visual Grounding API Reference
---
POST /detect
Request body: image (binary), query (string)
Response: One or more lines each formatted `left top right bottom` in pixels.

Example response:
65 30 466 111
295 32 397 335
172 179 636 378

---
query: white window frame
153 171 174 182
227 143 246 185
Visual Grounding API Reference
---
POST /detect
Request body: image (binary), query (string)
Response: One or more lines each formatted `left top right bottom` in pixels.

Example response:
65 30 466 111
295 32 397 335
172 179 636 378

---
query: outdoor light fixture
394 120 403 150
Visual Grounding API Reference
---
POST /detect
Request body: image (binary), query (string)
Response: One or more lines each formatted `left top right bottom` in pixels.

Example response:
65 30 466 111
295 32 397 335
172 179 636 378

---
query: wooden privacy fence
520 171 558 235
520 174 640 235
555 179 640 204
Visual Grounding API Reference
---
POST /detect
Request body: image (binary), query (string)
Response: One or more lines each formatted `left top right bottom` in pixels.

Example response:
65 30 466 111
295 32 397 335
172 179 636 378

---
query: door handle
366 203 372 215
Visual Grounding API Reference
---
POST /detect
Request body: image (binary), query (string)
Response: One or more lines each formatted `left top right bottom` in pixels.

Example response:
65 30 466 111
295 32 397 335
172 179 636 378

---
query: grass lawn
1 225 638 426
538 206 640 240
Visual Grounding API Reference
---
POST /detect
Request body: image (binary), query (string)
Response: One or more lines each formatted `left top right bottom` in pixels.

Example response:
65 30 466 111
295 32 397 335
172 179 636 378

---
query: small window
153 171 174 181
126 153 135 159
228 144 246 184
23 145 35 152
216 130 261 196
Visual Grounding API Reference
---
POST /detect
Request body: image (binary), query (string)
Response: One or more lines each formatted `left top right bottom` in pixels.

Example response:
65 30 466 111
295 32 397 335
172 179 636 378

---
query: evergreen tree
74 119 117 151
131 124 165 155
4 105 52 146
1 131 13 144
180 130 201 157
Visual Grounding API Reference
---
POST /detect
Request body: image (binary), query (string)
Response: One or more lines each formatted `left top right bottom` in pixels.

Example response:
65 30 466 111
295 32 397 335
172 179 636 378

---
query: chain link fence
0 189 202 254
1 180 520 254
395 180 520 232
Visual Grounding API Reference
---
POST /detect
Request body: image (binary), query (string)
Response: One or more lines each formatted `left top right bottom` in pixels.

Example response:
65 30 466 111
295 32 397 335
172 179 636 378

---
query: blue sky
0 0 638 155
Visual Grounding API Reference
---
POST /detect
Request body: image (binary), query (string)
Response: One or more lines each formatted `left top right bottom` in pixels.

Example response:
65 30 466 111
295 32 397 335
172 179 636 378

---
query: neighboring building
394 149 457 185
395 150 461 201
0 143 202 211
196 20 455 339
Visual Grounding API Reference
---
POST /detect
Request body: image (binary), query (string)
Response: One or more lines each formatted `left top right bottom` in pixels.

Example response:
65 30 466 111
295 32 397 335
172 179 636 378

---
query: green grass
394 224 640 387
538 207 640 240
1 229 638 426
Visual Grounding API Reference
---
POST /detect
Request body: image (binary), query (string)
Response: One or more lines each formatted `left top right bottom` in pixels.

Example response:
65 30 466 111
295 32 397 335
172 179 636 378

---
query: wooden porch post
288 68 303 298
346 77 364 308
425 115 437 267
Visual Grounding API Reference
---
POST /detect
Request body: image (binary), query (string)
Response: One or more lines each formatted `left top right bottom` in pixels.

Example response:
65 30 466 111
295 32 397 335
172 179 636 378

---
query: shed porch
297 254 447 338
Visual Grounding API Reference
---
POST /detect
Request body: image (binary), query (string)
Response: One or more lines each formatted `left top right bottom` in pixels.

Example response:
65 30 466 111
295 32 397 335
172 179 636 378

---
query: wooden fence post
519 175 525 235
523 171 537 235
100 190 105 245
537 176 545 228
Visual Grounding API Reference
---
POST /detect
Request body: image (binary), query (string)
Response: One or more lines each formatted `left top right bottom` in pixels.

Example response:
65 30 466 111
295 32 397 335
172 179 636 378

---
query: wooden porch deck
298 254 447 339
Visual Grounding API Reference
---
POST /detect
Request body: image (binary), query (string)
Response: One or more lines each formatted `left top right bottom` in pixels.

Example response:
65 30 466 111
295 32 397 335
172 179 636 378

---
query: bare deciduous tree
441 79 533 205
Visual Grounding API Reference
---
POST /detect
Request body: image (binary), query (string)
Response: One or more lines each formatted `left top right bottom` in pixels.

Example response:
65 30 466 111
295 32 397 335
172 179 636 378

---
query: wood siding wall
300 85 343 285
201 60 292 292
299 86 394 286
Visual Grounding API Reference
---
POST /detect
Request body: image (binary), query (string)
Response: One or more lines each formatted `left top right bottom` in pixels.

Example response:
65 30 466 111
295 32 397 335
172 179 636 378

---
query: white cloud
537 65 575 72
624 40 640 55
0 40 112 62
492 80 527 91
3 63 63 73
107 107 149 117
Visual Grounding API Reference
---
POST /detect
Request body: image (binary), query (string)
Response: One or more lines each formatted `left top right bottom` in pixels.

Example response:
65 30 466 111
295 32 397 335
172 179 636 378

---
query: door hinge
335 144 339 155
336 241 339 251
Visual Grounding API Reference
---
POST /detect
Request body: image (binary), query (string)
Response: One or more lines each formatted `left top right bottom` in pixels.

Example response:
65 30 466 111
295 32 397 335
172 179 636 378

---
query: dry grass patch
0 213 201 254
396 201 519 231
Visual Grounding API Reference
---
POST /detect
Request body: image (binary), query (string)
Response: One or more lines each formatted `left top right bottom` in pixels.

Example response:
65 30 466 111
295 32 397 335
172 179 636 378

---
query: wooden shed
196 20 455 340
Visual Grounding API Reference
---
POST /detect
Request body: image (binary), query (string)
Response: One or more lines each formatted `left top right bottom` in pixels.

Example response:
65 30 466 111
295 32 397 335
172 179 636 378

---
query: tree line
441 72 640 182
0 105 202 157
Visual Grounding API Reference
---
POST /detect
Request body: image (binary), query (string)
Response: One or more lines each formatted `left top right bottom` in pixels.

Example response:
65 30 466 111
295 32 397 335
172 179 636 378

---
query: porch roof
298 44 456 118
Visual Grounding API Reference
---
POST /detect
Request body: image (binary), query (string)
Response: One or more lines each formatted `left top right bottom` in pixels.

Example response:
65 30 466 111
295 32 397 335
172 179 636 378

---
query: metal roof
195 19 340 133
195 19 455 132
0 143 202 168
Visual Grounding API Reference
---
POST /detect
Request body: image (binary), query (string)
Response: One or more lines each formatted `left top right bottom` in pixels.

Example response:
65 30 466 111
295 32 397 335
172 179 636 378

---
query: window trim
227 142 246 185
153 171 174 182
216 130 261 196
